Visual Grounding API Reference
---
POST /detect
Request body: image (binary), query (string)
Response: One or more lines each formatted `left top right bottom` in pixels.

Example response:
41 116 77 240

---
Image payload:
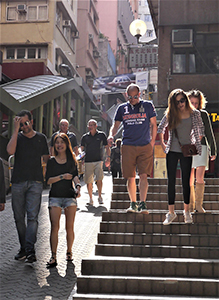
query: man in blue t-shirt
108 84 157 213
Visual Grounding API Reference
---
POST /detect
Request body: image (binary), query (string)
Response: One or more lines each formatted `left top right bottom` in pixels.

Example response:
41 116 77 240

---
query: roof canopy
0 75 84 114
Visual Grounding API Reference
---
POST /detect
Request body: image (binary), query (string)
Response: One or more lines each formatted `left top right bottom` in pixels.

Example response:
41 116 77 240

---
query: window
7 48 15 59
28 49 36 59
17 49 25 59
28 6 37 20
6 3 48 21
172 32 219 74
7 7 16 20
38 6 47 20
6 47 47 60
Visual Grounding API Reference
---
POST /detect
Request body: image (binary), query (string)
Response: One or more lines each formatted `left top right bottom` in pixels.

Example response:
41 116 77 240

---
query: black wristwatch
59 175 64 180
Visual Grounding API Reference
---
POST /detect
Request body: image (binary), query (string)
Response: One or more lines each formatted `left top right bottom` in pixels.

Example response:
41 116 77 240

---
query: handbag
174 129 198 157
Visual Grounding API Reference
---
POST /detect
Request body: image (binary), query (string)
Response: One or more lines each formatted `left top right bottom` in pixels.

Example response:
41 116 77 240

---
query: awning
0 75 84 114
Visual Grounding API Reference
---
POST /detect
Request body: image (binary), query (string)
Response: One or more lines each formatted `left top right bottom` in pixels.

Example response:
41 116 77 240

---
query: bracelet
75 183 81 188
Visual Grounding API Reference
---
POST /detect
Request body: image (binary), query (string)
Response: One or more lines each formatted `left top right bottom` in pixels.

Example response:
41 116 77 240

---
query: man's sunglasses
128 95 139 100
20 121 30 127
176 98 186 105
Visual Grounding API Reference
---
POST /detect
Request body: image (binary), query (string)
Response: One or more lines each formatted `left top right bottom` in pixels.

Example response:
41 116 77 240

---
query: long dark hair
54 133 77 165
166 88 194 130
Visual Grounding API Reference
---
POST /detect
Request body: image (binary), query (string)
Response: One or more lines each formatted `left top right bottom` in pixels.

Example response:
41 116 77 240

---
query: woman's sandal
66 252 73 262
46 256 57 269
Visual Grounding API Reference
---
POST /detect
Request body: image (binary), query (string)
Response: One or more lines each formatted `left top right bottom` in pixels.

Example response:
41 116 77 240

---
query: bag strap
174 128 182 147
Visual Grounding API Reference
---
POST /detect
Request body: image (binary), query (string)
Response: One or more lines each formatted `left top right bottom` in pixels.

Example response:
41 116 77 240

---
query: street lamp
129 19 147 44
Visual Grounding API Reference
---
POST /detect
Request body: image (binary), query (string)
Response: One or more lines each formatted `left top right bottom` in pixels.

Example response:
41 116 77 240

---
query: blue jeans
166 151 192 205
12 181 43 254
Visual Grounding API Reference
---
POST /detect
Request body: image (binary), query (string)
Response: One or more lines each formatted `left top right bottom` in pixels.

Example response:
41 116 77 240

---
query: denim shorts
48 197 77 209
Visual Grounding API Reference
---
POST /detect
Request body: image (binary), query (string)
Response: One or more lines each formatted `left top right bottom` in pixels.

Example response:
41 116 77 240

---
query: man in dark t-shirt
50 119 79 156
7 110 49 264
81 119 110 205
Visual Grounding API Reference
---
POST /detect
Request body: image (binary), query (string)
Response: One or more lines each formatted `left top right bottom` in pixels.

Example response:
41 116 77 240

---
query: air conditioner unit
93 49 100 58
17 4 27 12
89 34 93 40
63 20 71 27
86 70 93 77
172 29 193 46
72 31 79 39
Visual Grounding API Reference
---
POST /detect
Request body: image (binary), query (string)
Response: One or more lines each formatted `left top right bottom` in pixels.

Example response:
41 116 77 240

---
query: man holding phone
7 110 49 264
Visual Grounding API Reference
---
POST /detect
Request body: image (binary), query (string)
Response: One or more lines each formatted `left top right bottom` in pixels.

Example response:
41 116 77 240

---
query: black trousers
166 151 192 205
111 169 122 180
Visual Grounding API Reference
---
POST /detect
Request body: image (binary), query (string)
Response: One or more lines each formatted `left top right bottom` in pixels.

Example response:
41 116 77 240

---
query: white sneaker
98 196 103 204
183 210 193 224
163 212 177 225
87 199 93 206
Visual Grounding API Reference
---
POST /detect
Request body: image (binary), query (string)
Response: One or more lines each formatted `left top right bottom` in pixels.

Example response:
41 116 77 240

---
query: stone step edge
101 220 219 225
106 210 219 214
73 294 219 300
98 232 219 238
112 192 219 196
95 243 219 250
77 275 219 282
82 255 219 264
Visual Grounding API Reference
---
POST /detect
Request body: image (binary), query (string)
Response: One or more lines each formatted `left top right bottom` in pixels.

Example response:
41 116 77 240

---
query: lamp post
129 19 147 44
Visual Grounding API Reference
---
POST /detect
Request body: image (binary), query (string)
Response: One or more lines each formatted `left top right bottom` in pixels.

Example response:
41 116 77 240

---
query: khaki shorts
121 144 153 178
84 161 104 184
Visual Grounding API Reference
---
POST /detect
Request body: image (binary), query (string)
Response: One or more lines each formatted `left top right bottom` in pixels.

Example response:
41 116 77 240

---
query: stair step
95 244 219 259
81 257 219 278
74 294 219 300
97 232 219 247
110 200 219 210
113 178 219 185
100 221 219 235
102 211 219 223
113 185 219 193
76 275 219 297
111 192 219 201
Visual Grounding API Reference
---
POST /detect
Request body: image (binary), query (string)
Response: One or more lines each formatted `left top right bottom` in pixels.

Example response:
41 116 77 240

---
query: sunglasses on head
128 95 139 100
20 121 30 127
176 98 186 105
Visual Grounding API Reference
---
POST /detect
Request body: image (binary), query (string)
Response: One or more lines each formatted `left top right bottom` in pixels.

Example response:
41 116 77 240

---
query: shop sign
128 46 158 68
210 113 219 122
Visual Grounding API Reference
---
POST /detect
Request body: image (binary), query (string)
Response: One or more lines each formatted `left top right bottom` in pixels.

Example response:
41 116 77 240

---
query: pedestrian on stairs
187 89 217 213
110 138 122 180
108 83 157 213
158 89 204 225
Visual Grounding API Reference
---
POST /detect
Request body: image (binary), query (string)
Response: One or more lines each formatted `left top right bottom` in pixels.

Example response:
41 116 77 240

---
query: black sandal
66 252 73 262
46 256 57 269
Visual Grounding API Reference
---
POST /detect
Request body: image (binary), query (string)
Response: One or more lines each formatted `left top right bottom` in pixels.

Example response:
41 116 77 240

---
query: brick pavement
0 172 113 300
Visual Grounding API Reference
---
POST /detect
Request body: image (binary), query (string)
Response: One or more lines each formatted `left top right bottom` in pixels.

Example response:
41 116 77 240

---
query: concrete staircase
73 178 219 299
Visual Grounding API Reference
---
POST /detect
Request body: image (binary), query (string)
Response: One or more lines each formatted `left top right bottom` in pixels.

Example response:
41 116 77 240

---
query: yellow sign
211 113 219 122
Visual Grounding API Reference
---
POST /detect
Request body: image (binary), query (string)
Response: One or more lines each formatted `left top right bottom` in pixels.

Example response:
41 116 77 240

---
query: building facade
0 0 103 151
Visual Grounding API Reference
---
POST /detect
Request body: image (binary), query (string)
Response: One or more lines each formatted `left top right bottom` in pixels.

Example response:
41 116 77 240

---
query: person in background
0 158 6 212
108 83 157 214
110 138 122 180
50 119 79 156
7 110 49 264
45 133 81 268
81 119 110 206
158 89 204 225
187 89 217 213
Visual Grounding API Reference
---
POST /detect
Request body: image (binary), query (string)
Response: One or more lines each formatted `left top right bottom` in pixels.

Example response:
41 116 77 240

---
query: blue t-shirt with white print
114 99 156 146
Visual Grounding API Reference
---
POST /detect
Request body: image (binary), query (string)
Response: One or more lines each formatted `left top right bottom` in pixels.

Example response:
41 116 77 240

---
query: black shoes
46 256 57 269
25 253 37 264
15 249 26 261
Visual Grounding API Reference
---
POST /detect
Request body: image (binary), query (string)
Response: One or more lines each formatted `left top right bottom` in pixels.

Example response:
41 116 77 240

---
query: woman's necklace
57 156 66 162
